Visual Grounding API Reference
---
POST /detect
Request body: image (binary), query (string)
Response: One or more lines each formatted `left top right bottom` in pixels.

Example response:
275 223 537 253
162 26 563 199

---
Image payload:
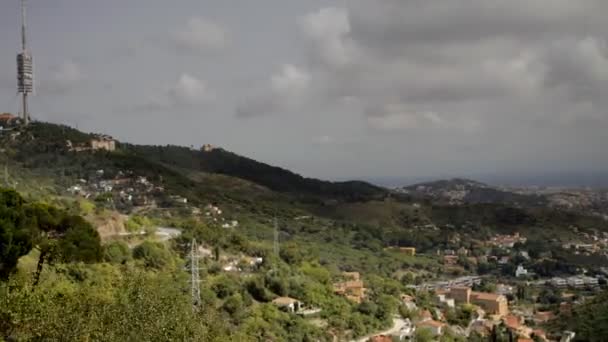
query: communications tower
17 0 34 125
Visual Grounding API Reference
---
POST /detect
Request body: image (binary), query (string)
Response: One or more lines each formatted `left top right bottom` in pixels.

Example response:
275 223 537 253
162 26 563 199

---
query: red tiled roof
370 335 392 342
0 113 16 122
503 315 521 329
420 310 433 320
472 291 503 301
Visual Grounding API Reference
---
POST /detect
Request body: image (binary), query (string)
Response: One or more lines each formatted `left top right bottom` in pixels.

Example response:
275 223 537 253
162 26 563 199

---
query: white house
515 265 528 278
271 297 302 313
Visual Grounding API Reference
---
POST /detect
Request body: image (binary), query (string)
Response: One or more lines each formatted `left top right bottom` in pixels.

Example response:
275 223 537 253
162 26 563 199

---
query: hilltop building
202 144 216 152
91 135 116 151
0 113 21 129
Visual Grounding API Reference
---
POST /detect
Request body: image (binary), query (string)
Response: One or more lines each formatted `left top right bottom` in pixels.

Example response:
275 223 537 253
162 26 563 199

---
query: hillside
122 143 387 202
398 178 548 207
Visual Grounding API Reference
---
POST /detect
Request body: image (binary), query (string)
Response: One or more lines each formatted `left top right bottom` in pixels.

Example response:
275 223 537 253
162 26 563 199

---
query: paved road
351 317 408 342
155 227 182 241
114 227 182 241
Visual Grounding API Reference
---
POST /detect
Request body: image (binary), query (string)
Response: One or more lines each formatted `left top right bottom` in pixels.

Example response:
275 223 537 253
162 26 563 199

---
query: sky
1 0 608 185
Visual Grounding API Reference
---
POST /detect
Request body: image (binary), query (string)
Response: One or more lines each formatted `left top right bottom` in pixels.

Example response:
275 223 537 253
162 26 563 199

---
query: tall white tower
17 0 33 125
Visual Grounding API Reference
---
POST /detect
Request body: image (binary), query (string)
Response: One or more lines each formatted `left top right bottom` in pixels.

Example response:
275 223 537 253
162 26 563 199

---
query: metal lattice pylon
190 238 201 310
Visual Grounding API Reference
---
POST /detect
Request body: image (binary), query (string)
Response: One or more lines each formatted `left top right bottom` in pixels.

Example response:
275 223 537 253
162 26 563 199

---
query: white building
515 265 528 278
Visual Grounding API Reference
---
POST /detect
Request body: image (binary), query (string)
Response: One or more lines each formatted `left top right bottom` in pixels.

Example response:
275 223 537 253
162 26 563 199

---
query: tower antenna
17 0 34 125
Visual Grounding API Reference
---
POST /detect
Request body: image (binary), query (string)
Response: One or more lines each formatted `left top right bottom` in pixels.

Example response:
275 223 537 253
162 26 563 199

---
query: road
351 317 408 342
114 227 182 241
155 227 182 241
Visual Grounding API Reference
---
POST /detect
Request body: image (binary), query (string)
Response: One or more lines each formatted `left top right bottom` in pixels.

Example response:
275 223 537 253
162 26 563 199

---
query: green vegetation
555 289 608 341
2 122 608 340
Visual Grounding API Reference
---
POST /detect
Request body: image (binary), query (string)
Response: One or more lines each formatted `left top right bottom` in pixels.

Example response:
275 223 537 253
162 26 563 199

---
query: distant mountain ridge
396 178 548 206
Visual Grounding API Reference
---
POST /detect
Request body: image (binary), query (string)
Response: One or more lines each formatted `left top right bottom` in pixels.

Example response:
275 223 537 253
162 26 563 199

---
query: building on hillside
0 113 21 128
490 232 527 248
201 144 216 152
333 272 366 303
369 335 392 342
401 294 418 310
90 135 116 151
446 287 508 316
471 292 509 316
560 331 576 342
398 247 416 256
416 320 446 336
443 255 459 265
550 277 567 288
503 314 523 332
394 318 416 340
515 265 528 277
534 311 555 324
436 293 455 308
272 297 303 313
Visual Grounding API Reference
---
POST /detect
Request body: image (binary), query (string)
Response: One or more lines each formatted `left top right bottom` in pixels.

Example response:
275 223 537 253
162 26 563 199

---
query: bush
103 241 132 264
132 241 172 269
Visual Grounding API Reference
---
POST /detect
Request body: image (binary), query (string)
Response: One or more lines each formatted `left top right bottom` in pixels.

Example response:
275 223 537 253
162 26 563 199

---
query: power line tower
189 238 201 311
17 0 34 125
273 217 279 258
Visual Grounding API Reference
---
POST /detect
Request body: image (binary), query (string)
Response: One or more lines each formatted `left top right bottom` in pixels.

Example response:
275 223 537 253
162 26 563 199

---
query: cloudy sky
1 0 607 184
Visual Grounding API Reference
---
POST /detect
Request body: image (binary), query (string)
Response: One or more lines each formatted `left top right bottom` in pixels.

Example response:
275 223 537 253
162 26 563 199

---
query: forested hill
123 143 386 201
0 121 387 203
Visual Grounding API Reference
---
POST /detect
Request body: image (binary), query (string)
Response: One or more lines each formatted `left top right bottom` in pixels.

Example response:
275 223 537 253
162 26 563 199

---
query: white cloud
236 64 310 118
168 73 213 105
172 17 227 52
300 7 357 68
271 64 311 96
141 73 213 110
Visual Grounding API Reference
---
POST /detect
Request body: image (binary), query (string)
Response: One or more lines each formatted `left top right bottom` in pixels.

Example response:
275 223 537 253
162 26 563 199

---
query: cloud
366 104 446 131
292 2 608 137
312 135 334 145
236 64 310 118
42 61 85 94
541 37 608 103
141 73 213 110
168 73 213 105
299 7 358 68
271 64 311 96
172 17 228 52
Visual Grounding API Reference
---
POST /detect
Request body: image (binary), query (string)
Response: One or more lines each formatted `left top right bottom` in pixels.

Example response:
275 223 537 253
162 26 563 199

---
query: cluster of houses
67 170 163 208
397 286 509 339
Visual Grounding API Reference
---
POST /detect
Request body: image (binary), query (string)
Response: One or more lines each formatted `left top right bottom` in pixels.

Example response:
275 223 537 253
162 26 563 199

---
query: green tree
133 241 173 269
0 197 32 280
103 241 132 264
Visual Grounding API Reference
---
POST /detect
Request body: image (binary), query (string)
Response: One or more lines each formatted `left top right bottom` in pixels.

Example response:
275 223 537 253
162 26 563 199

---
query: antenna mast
17 0 33 125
